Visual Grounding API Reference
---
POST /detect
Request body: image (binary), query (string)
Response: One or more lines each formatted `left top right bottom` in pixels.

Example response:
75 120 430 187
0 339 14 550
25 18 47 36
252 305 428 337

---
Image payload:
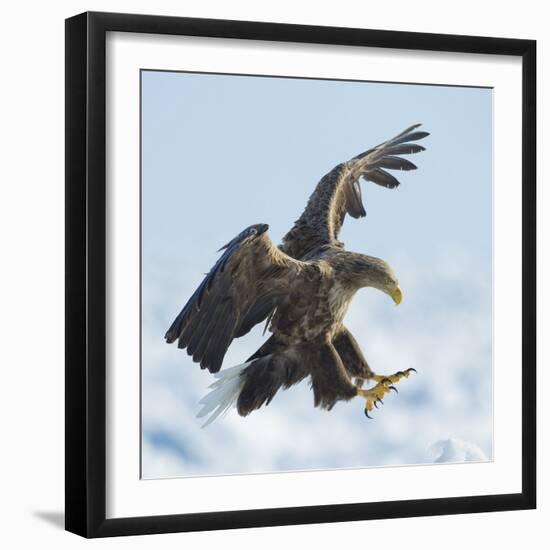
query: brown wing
281 124 429 259
165 223 310 373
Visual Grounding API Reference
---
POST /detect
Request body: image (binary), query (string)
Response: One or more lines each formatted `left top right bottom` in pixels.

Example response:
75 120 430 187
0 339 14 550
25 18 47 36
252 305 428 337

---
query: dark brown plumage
165 124 428 425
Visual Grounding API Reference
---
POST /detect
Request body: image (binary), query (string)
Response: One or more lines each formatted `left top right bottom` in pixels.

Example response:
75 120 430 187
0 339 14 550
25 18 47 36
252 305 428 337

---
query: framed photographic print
65 11 536 538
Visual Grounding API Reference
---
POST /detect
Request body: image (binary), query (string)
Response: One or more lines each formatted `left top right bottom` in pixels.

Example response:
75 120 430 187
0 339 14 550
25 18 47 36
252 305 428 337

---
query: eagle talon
357 366 416 416
371 368 418 385
358 380 397 417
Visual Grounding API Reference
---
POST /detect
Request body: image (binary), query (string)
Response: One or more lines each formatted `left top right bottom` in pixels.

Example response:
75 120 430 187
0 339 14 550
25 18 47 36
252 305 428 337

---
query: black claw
389 385 398 393
407 367 417 374
377 397 384 405
365 409 373 419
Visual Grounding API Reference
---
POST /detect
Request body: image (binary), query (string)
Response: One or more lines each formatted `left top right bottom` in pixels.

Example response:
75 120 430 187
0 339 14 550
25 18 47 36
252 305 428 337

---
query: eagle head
352 254 402 305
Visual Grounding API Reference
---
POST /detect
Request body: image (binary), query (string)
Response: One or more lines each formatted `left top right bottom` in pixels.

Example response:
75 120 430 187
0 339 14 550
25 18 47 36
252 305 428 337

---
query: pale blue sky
141 70 493 478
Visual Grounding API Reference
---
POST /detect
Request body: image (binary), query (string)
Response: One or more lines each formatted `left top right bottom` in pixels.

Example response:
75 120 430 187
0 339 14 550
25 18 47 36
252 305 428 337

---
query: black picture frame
65 11 536 538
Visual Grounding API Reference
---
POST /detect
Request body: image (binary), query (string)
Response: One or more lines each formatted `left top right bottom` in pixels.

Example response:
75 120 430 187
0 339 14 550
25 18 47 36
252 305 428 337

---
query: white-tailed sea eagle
165 124 429 426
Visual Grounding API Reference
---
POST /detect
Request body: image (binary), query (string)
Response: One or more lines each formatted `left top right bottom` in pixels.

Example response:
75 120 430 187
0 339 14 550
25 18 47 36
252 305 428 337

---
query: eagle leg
332 327 374 387
357 368 416 418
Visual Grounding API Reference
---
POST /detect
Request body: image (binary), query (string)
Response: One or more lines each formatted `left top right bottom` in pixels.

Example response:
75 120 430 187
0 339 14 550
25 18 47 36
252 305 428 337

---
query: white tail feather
197 361 251 428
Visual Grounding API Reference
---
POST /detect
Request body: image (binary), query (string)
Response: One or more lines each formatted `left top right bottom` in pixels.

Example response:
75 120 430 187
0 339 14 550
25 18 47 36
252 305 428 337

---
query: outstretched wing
281 124 429 259
165 224 312 373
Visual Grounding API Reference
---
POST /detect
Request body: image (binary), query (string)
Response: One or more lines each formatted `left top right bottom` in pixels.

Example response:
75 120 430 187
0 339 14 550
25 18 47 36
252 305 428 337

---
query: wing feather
200 301 235 371
375 156 417 171
363 167 400 189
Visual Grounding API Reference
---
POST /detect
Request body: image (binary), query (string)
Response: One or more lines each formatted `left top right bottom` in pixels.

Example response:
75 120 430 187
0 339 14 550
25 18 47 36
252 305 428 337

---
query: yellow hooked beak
389 285 403 306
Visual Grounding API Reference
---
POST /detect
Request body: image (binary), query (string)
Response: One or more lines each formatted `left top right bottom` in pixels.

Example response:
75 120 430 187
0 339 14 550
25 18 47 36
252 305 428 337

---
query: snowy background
141 70 492 479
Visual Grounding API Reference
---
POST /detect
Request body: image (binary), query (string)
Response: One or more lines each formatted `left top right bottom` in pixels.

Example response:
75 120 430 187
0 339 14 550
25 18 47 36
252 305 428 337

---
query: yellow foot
357 368 416 418
370 367 417 386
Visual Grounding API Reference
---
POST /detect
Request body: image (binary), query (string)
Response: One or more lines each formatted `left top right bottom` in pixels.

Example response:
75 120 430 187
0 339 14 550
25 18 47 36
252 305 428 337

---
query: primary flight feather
165 124 429 425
